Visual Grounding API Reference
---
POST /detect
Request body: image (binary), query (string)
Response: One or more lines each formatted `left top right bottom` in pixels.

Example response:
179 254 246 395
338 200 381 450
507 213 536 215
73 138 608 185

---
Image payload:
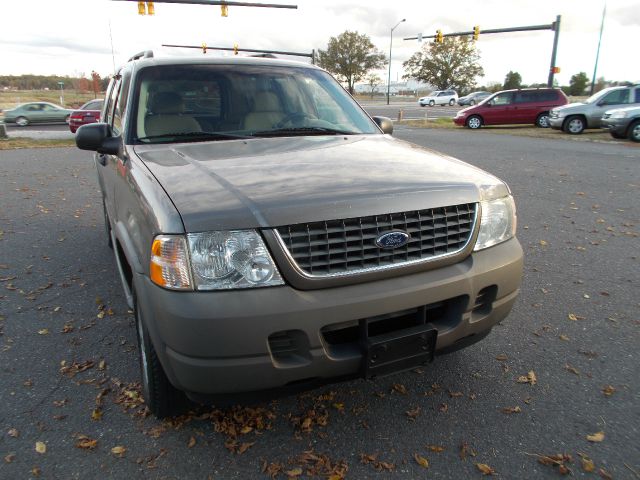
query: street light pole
387 18 405 105
58 81 65 106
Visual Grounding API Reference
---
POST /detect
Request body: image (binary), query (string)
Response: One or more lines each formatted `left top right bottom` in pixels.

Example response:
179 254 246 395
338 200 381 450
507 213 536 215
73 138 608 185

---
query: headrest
150 92 184 114
253 91 281 111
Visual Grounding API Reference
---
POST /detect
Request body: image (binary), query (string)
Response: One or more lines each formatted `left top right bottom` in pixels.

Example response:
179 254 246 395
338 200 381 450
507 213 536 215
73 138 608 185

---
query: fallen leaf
559 334 570 341
567 313 585 321
237 442 255 454
111 445 126 456
35 441 46 454
98 360 106 371
581 456 595 472
53 306 61 312
476 463 495 475
4 453 16 463
188 436 196 448
286 468 303 478
598 468 613 480
439 403 448 413
501 406 522 414
37 329 49 335
495 354 508 361
405 406 421 420
31 467 41 477
565 364 580 375
392 384 408 395
517 371 537 385
414 453 429 468
8 428 19 438
427 445 445 453
601 385 616 396
539 240 548 246
586 431 605 443
75 436 98 450
448 391 464 398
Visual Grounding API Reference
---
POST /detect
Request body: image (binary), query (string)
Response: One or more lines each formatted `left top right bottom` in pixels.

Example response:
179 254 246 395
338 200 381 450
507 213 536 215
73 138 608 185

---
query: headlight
610 110 628 119
187 230 283 290
474 196 517 251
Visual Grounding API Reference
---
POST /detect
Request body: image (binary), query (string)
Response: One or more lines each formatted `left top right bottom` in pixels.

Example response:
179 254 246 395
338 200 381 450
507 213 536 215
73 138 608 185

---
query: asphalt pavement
0 130 638 479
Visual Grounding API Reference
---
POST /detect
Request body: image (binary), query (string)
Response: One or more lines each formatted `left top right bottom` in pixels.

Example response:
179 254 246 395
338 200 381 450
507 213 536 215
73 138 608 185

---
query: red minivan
453 88 568 129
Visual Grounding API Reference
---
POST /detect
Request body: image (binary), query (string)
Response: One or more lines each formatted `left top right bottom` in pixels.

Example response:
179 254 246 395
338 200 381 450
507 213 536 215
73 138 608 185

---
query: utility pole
590 2 607 95
387 19 405 105
547 15 561 87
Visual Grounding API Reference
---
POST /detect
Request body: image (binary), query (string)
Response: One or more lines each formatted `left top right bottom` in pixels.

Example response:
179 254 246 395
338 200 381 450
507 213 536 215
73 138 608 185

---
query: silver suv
75 52 522 417
419 90 458 107
549 85 640 134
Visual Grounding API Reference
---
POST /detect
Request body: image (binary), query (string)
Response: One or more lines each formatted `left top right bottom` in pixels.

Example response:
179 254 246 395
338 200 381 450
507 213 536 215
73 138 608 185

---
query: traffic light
552 66 561 74
435 30 443 43
137 2 154 15
233 44 239 55
221 3 228 16
473 25 480 41
202 42 207 54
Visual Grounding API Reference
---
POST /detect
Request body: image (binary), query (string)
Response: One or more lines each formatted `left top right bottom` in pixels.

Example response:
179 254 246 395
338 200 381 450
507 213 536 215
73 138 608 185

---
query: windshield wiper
137 131 253 143
251 126 358 137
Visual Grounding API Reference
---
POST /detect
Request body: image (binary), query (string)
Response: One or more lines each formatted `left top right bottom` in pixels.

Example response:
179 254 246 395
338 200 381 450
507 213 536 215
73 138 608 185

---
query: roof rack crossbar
128 50 154 62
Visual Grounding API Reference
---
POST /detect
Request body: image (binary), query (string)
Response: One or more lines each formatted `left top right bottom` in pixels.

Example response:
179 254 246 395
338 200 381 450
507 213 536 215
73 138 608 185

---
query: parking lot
0 129 638 478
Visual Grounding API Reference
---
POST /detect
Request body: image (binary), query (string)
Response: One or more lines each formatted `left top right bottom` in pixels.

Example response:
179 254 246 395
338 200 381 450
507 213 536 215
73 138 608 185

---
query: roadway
0 128 637 478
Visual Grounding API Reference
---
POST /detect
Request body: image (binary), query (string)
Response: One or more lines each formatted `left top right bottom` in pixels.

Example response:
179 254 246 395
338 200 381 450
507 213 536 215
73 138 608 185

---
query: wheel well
115 239 133 291
467 115 483 125
626 118 640 136
563 114 588 129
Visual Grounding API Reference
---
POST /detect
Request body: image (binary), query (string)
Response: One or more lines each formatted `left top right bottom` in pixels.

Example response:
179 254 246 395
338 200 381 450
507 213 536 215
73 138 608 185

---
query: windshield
132 64 378 144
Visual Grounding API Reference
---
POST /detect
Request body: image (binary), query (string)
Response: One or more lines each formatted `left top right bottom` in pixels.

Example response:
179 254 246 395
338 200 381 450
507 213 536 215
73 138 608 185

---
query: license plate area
361 306 437 378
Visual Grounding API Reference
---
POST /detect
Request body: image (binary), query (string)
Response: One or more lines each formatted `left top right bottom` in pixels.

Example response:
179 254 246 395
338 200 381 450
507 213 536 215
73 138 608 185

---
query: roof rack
128 50 154 62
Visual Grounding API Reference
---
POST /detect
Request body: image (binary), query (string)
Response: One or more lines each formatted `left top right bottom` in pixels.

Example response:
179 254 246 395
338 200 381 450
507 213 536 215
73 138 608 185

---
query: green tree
317 31 386 94
402 37 483 92
568 72 589 96
503 71 522 89
366 73 381 98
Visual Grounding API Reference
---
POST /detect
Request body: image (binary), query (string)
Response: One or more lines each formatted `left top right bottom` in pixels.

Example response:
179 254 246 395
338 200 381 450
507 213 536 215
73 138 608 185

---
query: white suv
419 90 458 107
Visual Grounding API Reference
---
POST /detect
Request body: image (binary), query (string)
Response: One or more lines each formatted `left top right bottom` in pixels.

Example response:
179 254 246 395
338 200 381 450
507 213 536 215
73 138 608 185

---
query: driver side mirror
75 123 121 155
372 116 393 135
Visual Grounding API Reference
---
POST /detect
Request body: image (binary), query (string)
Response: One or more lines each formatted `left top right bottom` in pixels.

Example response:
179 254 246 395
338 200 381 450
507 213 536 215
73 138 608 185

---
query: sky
1 0 638 87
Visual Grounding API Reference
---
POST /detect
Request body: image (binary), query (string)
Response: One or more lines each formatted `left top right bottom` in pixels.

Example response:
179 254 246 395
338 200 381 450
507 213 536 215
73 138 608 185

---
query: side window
515 92 536 103
601 89 629 105
634 88 640 103
103 79 117 122
491 93 513 105
113 81 126 136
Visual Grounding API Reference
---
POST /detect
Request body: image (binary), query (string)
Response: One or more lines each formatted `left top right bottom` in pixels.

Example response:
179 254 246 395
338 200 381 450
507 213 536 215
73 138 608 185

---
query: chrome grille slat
275 203 477 277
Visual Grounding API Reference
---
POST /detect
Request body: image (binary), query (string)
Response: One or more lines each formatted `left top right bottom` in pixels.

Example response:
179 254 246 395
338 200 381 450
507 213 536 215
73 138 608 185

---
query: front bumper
601 118 628 136
453 116 466 126
549 116 565 130
134 238 523 396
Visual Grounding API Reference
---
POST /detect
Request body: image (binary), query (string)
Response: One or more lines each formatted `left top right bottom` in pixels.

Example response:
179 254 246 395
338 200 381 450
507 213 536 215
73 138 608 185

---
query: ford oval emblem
376 231 410 249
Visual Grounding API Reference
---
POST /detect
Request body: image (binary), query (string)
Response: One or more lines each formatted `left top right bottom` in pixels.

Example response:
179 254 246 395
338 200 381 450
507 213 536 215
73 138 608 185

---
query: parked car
453 88 568 129
458 91 491 106
2 102 73 126
76 52 523 417
69 99 104 133
601 105 640 142
549 85 640 134
419 90 458 107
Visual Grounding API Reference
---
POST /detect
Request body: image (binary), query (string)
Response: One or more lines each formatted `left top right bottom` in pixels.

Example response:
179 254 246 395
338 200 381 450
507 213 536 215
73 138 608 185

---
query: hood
134 135 507 232
553 102 586 113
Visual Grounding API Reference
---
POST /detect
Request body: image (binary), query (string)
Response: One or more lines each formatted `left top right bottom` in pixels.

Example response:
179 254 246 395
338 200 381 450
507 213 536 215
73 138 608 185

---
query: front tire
16 116 29 127
628 120 640 142
536 113 550 128
134 288 187 418
469 100 476 106
429 100 435 107
564 116 585 134
466 115 482 129
449 99 455 106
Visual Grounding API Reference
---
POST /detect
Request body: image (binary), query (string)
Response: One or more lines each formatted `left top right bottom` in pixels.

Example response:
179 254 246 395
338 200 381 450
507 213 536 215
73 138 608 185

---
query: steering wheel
275 112 311 128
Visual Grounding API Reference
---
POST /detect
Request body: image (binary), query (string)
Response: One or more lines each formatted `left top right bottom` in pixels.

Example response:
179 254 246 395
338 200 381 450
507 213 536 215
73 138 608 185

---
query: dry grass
0 137 76 150
0 90 100 111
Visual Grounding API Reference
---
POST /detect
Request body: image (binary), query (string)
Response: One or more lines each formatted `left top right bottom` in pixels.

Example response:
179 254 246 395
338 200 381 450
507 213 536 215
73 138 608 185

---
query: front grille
275 203 477 277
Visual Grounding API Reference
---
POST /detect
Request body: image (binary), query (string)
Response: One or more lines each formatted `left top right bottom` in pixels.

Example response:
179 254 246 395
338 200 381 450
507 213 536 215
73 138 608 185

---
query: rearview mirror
372 116 393 135
75 123 121 155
